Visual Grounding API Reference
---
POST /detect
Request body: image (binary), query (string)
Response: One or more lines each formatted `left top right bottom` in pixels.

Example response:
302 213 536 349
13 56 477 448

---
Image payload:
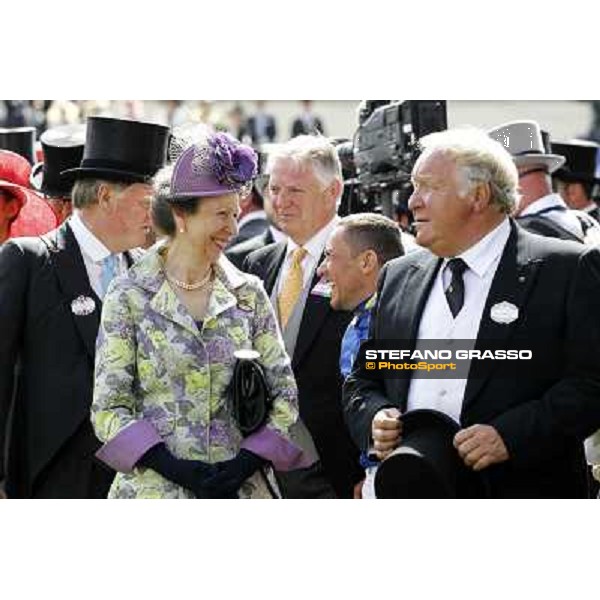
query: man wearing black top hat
0 116 169 498
29 124 86 224
552 140 600 223
344 127 600 498
0 126 37 165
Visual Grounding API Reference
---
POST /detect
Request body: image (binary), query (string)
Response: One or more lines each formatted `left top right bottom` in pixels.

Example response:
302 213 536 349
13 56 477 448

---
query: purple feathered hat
169 132 257 200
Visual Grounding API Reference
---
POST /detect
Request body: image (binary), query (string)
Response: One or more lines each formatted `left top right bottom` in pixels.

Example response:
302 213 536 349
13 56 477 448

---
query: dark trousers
275 462 338 499
32 421 114 499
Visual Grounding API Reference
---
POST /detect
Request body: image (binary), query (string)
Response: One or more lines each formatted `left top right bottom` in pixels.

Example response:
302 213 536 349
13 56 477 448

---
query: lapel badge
71 295 96 316
490 301 518 325
310 278 332 298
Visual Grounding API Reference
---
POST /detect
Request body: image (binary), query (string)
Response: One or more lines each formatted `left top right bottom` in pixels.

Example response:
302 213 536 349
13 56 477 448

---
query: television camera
337 100 448 221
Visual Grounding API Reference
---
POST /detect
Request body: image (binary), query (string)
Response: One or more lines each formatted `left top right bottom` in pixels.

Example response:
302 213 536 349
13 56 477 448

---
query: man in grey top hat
488 120 600 244
0 116 169 498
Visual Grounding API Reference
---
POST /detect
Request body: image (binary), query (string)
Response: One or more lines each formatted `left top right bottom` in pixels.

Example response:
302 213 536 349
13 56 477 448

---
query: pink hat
0 180 57 238
169 132 257 200
0 149 32 188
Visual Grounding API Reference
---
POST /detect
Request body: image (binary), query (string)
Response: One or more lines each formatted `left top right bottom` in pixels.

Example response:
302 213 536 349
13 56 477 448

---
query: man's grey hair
338 213 404 266
417 128 520 214
266 135 343 187
71 179 128 209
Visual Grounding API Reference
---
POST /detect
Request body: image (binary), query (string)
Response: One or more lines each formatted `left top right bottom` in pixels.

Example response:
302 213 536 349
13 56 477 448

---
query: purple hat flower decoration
208 132 257 187
170 132 258 200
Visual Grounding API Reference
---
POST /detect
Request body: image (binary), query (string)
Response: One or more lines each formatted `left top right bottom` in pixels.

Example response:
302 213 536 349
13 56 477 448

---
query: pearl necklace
166 267 213 291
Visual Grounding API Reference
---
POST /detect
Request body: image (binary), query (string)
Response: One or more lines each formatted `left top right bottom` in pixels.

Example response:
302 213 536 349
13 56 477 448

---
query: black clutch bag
228 350 273 436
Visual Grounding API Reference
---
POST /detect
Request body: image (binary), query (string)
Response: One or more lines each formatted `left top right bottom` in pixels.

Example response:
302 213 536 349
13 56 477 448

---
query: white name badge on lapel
310 278 332 298
71 295 96 316
490 301 519 324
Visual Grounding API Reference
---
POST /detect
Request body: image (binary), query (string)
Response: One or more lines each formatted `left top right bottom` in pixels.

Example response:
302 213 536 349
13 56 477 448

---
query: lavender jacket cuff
241 425 314 471
95 420 162 473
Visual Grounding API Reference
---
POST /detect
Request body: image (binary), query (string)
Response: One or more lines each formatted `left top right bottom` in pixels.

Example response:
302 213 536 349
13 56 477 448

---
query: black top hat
0 126 36 165
30 124 86 197
552 141 600 185
374 409 486 498
62 116 169 184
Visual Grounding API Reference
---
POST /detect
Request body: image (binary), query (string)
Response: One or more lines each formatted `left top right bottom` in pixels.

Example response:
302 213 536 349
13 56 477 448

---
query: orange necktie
278 247 308 328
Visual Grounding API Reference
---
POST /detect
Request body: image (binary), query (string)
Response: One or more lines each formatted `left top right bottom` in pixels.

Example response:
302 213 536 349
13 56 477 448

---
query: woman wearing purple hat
91 131 311 498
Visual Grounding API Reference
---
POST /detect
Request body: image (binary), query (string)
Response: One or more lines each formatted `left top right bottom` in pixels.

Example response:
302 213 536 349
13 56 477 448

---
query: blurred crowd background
3 100 600 143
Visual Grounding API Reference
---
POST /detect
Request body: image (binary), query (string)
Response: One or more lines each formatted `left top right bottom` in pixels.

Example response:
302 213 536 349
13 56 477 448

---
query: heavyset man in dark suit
244 135 362 497
343 127 600 498
0 116 169 498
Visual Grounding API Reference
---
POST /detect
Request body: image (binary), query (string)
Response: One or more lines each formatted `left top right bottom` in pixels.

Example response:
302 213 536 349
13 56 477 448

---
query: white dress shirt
406 218 511 423
69 211 126 299
275 217 338 294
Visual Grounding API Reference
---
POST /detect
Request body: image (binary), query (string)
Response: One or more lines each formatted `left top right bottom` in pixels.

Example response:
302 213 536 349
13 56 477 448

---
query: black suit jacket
226 229 275 270
0 222 125 497
226 216 269 250
344 221 600 498
244 242 362 497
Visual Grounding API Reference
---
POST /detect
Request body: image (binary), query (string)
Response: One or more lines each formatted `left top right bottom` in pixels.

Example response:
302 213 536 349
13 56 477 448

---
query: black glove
201 449 266 498
137 443 230 498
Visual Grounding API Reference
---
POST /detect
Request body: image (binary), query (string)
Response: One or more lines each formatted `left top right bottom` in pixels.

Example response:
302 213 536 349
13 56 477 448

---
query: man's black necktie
445 258 467 318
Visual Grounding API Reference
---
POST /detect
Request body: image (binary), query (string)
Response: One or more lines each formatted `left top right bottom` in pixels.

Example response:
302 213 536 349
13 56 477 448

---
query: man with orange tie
244 135 362 498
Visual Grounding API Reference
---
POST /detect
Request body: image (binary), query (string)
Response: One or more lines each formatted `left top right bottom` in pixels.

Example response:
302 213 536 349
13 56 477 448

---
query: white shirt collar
285 217 339 260
520 193 567 217
69 211 112 263
445 217 510 279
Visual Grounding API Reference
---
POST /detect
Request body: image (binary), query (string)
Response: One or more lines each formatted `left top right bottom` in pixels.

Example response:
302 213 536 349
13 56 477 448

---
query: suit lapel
292 263 334 369
462 223 542 412
49 223 101 360
390 255 441 411
260 242 286 294
264 229 275 246
392 254 441 344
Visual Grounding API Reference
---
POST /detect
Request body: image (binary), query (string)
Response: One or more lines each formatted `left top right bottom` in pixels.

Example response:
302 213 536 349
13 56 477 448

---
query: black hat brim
553 169 600 185
61 166 153 184
30 162 77 197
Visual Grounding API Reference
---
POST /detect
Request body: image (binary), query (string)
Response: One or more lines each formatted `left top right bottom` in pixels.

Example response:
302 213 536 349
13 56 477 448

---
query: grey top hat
488 120 565 174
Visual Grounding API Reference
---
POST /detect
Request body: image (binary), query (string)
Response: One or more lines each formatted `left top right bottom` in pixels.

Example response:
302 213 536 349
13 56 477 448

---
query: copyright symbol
366 362 376 370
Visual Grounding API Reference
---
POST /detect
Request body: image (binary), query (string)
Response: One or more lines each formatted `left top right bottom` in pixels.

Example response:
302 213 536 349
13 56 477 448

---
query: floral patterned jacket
91 245 309 499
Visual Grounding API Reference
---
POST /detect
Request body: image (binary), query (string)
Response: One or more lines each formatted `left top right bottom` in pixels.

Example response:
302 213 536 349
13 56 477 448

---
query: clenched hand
453 424 509 471
372 407 402 460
